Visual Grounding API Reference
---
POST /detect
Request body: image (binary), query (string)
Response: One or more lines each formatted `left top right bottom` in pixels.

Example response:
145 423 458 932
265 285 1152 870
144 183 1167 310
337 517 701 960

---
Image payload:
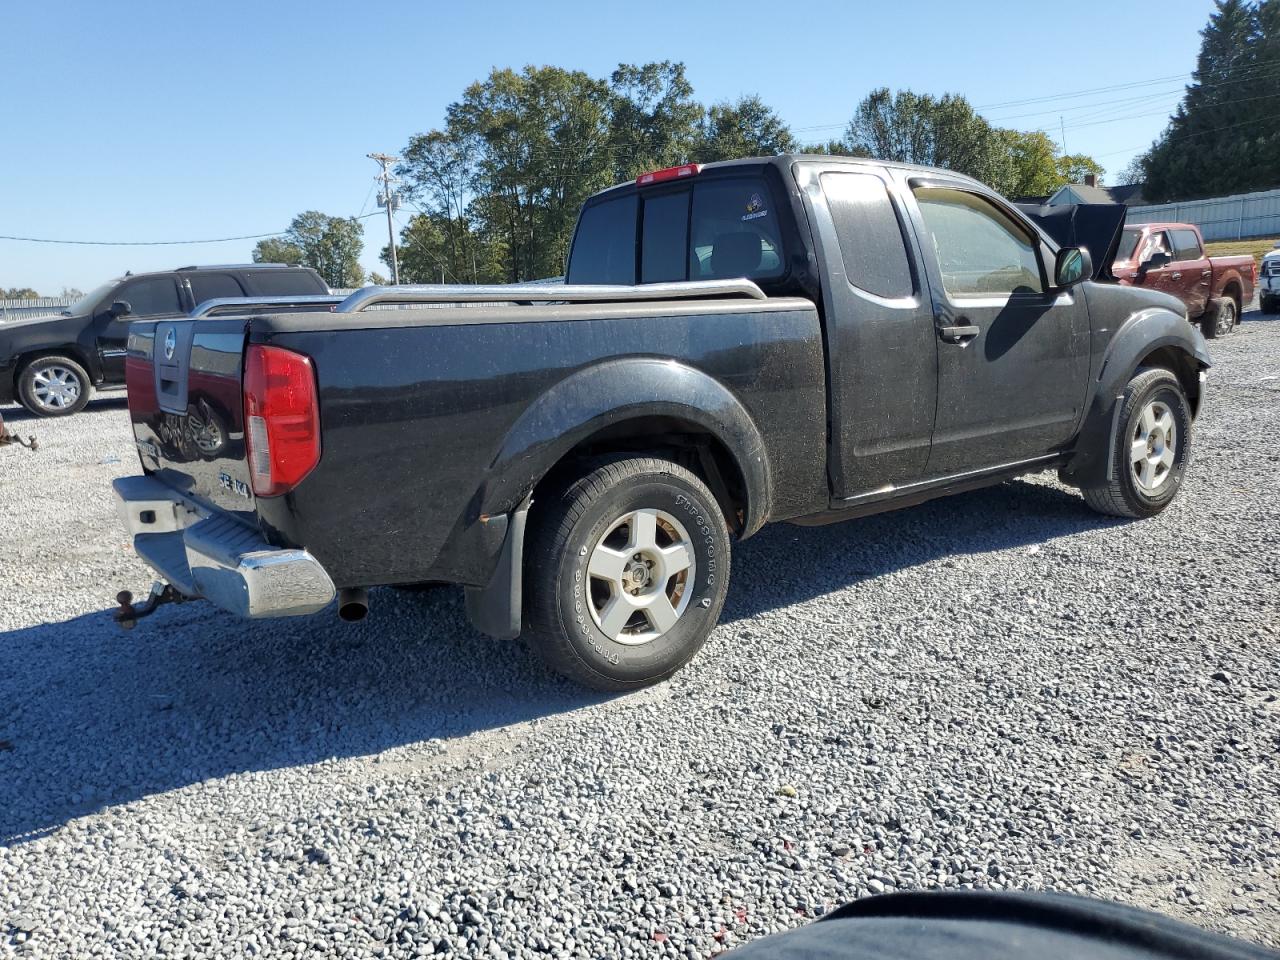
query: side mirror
108 300 132 319
1054 246 1092 289
1142 251 1172 270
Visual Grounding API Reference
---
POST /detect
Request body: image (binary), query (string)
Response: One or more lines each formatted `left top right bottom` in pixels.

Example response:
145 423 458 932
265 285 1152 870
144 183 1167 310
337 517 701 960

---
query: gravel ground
1 310 1278 959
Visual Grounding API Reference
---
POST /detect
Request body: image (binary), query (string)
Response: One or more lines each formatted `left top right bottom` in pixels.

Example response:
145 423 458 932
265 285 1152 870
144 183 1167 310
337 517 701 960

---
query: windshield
64 280 119 315
1116 228 1143 263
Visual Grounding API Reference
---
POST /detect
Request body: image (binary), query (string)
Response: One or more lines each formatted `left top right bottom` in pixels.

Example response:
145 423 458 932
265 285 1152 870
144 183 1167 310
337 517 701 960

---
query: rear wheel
1201 297 1237 338
523 456 731 690
17 355 91 417
1082 367 1192 519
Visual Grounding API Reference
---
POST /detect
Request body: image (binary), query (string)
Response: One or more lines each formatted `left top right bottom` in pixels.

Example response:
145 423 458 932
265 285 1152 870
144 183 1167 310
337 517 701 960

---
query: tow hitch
0 410 36 451
113 582 187 629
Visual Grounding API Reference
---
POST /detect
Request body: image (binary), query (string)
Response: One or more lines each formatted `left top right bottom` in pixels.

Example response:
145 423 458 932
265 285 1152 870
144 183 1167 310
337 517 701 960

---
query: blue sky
2 0 1217 293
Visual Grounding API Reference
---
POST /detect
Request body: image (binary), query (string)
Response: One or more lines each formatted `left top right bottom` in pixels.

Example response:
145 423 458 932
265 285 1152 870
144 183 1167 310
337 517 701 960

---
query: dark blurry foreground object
0 408 37 450
727 891 1277 959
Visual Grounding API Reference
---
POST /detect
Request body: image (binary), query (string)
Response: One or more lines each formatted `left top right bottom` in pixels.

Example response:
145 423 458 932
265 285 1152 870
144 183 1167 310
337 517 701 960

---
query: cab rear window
568 176 785 285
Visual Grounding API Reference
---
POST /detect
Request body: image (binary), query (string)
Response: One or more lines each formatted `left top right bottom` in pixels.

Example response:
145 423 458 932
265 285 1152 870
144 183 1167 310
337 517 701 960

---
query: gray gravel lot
1 311 1278 958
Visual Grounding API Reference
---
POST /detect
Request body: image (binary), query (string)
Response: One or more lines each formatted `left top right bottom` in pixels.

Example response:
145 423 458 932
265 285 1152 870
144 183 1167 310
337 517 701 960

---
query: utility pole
1059 116 1067 154
367 153 401 284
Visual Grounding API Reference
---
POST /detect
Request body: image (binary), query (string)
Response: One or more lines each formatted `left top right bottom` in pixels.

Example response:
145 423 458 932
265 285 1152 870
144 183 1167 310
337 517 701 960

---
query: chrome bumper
113 475 336 618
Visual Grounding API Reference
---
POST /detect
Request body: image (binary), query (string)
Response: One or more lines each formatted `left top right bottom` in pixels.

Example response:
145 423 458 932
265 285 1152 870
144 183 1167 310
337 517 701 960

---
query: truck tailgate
126 317 259 523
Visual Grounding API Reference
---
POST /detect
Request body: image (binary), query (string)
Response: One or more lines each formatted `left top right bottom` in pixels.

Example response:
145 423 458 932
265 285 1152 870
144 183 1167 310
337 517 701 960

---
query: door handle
938 324 980 343
1171 272 1182 280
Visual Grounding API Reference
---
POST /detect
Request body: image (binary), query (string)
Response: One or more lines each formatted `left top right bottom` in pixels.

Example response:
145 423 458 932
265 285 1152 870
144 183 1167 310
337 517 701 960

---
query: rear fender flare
480 357 772 537
1063 307 1210 488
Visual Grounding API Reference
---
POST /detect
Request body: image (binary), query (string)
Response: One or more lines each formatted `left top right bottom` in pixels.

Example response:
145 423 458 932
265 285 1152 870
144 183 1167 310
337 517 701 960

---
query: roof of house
1048 181 1147 206
1057 183 1116 204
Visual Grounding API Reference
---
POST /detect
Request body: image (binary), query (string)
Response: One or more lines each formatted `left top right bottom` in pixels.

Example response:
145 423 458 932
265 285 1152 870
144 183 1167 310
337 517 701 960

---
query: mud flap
464 501 530 640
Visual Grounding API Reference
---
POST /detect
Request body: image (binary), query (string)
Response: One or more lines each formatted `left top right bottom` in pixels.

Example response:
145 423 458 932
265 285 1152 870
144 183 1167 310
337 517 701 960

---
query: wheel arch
481 358 772 539
14 345 96 387
1060 307 1208 488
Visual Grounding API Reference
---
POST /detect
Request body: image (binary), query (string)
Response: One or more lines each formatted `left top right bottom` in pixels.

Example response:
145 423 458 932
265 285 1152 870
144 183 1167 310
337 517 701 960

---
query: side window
913 187 1043 297
1141 231 1171 262
821 172 914 298
641 191 690 283
187 273 245 306
247 269 328 296
566 195 638 285
116 277 182 317
1171 229 1203 261
689 178 785 282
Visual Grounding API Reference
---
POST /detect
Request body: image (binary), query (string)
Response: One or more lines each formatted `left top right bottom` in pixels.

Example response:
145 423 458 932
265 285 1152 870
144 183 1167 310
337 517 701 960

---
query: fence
0 296 78 323
1125 187 1280 241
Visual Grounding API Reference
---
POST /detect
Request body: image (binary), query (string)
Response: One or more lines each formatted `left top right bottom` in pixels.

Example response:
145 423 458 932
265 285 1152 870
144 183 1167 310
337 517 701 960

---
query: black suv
0 263 328 416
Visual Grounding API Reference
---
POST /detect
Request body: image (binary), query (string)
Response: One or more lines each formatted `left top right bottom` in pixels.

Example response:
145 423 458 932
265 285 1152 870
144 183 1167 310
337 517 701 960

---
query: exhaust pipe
337 587 369 622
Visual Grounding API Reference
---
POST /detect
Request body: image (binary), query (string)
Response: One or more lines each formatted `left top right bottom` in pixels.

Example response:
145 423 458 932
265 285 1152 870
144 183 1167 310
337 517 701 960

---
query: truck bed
125 290 828 591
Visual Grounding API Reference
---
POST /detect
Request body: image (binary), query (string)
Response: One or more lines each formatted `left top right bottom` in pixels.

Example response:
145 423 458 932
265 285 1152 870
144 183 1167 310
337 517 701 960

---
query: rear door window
690 178 784 282
246 269 329 296
1171 228 1203 262
566 195 638 284
641 191 690 283
187 273 245 307
821 172 914 298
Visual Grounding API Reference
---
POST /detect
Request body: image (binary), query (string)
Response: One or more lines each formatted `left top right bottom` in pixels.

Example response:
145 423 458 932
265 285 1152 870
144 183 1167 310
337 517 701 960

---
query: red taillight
636 163 701 186
243 344 320 497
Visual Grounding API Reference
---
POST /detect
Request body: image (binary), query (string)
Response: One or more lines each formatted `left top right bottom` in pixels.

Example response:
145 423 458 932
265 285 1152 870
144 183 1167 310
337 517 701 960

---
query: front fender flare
1063 307 1210 488
480 357 773 537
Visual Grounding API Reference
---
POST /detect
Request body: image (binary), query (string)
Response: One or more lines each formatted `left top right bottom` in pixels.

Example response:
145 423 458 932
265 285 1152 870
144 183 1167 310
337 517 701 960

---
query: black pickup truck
113 156 1210 690
0 263 327 416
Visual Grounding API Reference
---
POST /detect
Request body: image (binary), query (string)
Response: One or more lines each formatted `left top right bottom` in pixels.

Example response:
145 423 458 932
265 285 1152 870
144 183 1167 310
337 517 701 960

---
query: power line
0 212 381 247
1093 111 1280 158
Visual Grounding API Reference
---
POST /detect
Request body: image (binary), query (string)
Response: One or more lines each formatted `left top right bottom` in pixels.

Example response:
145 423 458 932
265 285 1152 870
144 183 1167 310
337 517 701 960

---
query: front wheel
17 355 91 417
523 456 731 691
1260 295 1278 315
1082 367 1192 519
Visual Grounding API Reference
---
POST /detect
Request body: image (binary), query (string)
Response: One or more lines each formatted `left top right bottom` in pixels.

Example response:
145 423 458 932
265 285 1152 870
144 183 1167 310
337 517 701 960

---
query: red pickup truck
1113 222 1255 338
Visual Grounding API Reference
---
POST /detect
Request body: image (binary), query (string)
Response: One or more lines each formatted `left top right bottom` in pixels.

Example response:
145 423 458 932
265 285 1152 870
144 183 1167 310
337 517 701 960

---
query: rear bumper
113 475 335 618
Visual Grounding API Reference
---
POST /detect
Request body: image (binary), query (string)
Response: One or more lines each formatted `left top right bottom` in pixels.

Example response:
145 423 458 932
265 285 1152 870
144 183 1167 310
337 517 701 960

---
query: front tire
1082 367 1192 519
523 456 731 691
1260 295 1278 315
17 355 91 417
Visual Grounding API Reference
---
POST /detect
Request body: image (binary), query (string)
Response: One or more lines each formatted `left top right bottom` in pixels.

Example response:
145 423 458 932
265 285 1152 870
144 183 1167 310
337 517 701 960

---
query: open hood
1017 203 1127 281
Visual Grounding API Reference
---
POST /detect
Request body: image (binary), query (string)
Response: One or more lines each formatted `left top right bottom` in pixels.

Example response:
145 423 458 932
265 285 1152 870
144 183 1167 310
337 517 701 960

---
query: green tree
696 95 796 163
844 88 1013 191
3 287 40 299
608 61 702 180
801 139 869 157
385 212 505 284
1001 130 1062 197
448 65 616 281
1055 153 1105 186
254 212 363 287
397 129 487 283
251 235 304 266
1136 0 1279 200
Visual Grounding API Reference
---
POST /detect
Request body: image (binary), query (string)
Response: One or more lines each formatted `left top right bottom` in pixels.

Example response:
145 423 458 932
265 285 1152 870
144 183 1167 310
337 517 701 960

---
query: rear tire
523 456 731 691
1201 297 1237 339
1082 367 1192 519
17 355 91 417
